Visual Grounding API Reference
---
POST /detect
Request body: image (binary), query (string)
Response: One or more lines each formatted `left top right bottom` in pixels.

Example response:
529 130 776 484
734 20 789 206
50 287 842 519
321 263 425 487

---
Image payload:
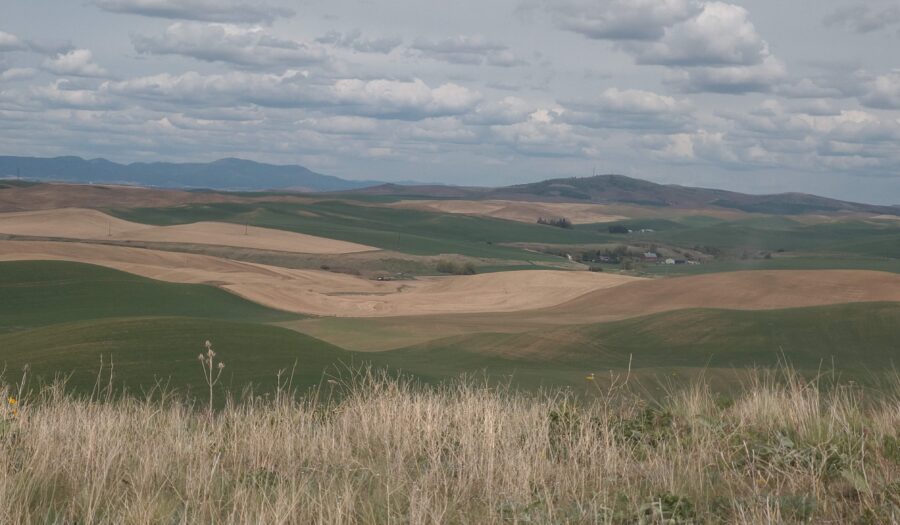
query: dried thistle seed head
205 340 212 350
218 362 225 369
198 354 205 361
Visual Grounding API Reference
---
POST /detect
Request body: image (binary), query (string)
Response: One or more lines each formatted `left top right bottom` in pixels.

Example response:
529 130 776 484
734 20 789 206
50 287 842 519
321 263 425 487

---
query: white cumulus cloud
43 49 108 77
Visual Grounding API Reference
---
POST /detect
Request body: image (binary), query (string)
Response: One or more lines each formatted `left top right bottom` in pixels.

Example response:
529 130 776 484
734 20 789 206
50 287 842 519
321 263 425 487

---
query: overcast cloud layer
2 0 900 202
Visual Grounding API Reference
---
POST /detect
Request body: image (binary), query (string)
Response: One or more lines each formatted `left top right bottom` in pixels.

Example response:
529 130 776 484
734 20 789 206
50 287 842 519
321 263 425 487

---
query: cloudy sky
3 0 900 202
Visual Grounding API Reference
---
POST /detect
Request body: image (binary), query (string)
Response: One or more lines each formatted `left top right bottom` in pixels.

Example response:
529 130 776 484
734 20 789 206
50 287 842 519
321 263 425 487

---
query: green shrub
435 260 476 275
537 217 573 229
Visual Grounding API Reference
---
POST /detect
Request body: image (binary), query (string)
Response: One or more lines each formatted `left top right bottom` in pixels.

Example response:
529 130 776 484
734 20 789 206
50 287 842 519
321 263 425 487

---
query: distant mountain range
352 175 900 215
0 156 383 192
2 156 896 215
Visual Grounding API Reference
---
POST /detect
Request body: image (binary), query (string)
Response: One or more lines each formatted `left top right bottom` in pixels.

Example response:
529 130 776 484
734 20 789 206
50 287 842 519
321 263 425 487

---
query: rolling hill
353 174 900 215
378 303 900 384
4 260 900 394
0 156 383 191
0 261 372 393
5 158 897 216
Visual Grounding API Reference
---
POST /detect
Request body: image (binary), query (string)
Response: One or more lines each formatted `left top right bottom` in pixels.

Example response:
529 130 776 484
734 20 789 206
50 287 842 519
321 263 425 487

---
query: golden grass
0 370 897 524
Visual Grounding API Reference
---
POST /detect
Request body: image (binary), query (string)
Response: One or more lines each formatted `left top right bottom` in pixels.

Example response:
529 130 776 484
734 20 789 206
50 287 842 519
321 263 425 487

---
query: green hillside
0 260 301 333
0 261 364 393
5 261 900 395
380 303 900 384
0 317 365 394
596 217 900 259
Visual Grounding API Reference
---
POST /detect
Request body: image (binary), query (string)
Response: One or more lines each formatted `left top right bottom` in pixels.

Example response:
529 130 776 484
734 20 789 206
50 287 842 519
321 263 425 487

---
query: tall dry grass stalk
198 340 225 418
0 368 897 524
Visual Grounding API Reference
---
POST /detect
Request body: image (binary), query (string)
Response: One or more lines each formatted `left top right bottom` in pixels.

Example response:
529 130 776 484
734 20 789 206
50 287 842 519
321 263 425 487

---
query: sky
2 0 900 203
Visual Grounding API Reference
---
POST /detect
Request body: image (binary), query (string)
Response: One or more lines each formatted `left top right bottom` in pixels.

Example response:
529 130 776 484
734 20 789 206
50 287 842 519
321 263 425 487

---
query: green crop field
377 303 900 388
108 201 602 260
637 256 900 276
0 261 373 394
0 317 369 395
4 250 900 395
0 260 301 333
593 216 900 259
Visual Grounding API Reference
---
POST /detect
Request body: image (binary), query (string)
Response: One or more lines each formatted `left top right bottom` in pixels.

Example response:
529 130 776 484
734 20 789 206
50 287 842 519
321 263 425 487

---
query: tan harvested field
468 268 900 327
0 208 376 254
389 199 628 224
293 269 900 350
550 269 900 319
0 240 640 317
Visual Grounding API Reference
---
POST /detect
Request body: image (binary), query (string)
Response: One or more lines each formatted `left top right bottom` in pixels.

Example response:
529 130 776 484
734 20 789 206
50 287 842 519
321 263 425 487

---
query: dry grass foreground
0 240 639 317
0 208 377 255
389 199 629 224
0 370 897 523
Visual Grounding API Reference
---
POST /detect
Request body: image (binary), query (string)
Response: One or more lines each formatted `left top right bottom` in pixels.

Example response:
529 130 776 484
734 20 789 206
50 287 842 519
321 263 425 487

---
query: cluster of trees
436 260 477 275
607 225 630 234
580 244 632 263
537 217 573 229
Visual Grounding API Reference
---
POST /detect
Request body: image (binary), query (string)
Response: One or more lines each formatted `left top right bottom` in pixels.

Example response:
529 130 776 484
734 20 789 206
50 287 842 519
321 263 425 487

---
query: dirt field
0 183 245 212
0 208 377 254
389 199 628 224
0 240 640 317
